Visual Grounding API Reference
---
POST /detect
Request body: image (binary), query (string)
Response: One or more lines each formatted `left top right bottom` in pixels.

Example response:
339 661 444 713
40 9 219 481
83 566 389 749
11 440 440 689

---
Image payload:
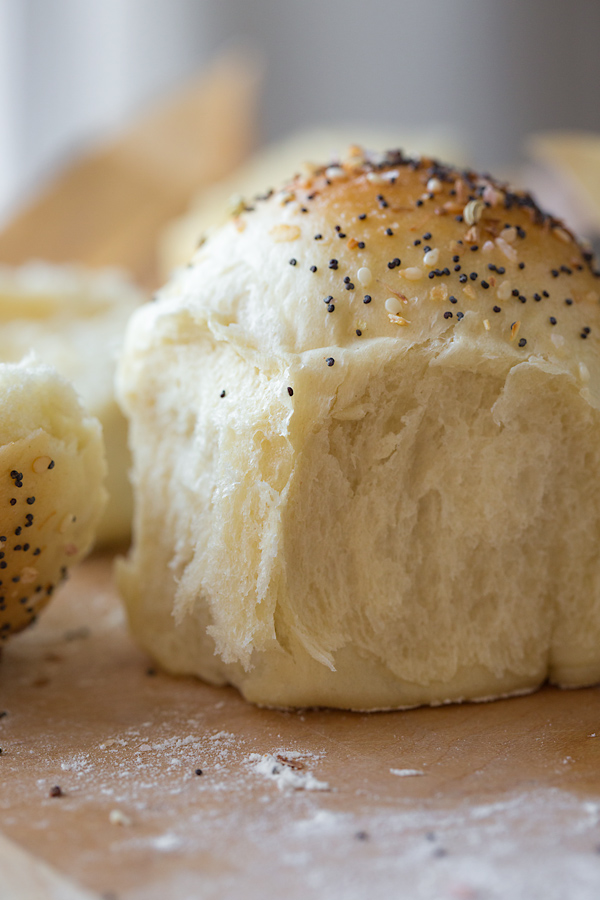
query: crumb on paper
109 809 132 827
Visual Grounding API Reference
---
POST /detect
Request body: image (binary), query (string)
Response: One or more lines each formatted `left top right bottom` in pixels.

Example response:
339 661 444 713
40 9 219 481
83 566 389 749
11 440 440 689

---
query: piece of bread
117 148 600 710
0 358 106 640
0 263 144 545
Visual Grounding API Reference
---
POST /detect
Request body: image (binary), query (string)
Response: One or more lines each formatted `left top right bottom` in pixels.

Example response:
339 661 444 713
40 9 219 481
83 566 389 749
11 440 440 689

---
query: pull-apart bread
117 148 600 710
0 359 106 641
0 264 144 545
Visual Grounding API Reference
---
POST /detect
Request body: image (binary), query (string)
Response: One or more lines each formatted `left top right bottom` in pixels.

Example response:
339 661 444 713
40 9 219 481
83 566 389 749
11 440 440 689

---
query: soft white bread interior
118 148 600 710
0 263 144 545
0 358 106 640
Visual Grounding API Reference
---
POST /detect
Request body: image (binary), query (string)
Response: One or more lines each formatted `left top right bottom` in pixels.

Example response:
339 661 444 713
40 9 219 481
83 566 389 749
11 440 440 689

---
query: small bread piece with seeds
118 148 600 710
0 359 106 640
0 263 144 545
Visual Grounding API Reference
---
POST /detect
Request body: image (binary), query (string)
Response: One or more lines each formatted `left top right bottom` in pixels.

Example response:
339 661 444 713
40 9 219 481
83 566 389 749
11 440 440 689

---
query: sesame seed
358 213 367 220
443 311 453 319
345 283 355 290
385 297 403 315
220 390 226 398
310 265 317 273
329 259 338 269
385 228 393 236
457 311 464 320
481 280 489 289
493 305 501 313
363 295 372 304
459 274 467 283
401 267 423 281
358 241 365 249
326 357 335 366
314 234 322 240
356 329 362 336
289 259 297 266
287 387 294 396
449 296 457 304
518 338 527 347
549 317 557 325
327 304 335 312
565 298 573 305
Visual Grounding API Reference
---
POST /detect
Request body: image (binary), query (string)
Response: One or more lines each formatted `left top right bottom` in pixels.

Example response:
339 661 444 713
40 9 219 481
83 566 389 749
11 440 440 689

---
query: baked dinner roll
0 263 144 545
117 148 600 710
0 359 106 641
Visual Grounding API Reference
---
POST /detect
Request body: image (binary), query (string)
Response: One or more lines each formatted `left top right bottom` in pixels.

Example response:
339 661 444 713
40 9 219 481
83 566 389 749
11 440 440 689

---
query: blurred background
1 0 600 226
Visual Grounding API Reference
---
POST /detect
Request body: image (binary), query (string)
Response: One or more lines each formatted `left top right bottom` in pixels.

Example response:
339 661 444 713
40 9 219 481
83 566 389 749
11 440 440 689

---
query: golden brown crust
226 149 600 357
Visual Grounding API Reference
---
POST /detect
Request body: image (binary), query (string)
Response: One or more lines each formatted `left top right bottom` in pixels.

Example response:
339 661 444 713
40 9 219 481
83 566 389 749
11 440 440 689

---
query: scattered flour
390 768 425 777
246 753 330 791
153 833 183 851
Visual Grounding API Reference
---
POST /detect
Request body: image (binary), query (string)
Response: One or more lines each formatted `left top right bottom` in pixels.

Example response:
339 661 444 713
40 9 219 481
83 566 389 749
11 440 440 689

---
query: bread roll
0 263 144 545
117 148 600 710
0 358 106 640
